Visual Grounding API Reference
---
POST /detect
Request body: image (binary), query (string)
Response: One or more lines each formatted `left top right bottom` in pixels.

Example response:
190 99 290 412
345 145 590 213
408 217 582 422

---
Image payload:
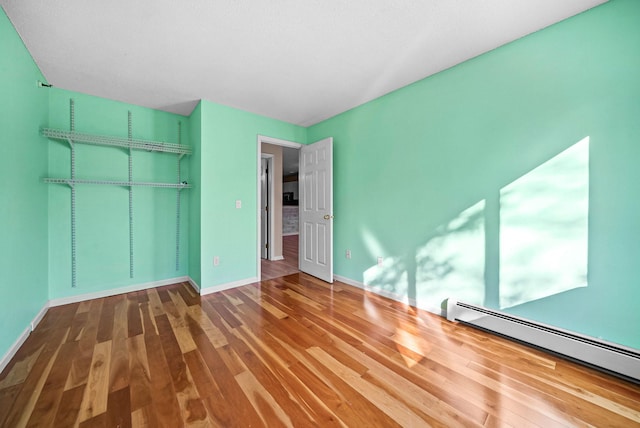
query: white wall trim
282 232 299 236
200 276 259 296
187 276 201 294
259 135 303 149
271 255 285 261
261 154 275 260
0 302 50 374
334 274 443 316
49 276 190 307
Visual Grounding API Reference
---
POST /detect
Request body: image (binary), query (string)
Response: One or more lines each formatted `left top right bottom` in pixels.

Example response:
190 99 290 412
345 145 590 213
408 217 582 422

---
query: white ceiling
2 0 606 126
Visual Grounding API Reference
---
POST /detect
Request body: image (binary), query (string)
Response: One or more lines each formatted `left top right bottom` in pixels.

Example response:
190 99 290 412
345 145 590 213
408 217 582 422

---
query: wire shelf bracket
43 99 191 289
41 128 192 155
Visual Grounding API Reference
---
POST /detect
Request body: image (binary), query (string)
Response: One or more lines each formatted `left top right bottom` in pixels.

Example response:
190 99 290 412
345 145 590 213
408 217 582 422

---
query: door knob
323 214 334 220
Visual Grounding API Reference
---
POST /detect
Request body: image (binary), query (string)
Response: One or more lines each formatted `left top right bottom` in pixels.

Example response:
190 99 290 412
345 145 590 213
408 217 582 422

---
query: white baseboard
271 255 285 261
30 303 49 332
187 277 201 293
334 274 443 316
282 232 299 236
49 276 190 307
200 276 259 296
0 302 50 374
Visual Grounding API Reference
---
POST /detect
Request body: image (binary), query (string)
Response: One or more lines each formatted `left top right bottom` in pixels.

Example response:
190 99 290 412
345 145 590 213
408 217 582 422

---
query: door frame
260 154 274 260
256 135 302 280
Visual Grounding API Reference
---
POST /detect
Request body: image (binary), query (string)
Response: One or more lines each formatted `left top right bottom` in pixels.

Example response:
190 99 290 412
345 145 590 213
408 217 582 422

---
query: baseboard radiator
446 300 640 384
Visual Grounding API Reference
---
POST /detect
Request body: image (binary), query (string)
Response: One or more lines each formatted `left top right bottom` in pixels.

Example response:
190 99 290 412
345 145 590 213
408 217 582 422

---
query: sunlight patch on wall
500 137 589 308
362 201 485 309
414 200 486 307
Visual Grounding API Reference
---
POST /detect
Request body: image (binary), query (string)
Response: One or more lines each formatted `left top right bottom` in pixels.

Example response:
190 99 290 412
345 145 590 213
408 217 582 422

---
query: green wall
47 88 191 299
0 8 49 356
308 0 640 349
197 100 306 291
3 0 639 364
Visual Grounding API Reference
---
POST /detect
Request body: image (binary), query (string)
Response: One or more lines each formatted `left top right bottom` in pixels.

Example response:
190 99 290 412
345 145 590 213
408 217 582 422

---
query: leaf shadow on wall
361 137 590 314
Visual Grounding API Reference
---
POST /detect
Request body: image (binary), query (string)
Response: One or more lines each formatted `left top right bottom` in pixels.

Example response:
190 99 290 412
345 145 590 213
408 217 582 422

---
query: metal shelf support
176 121 182 271
128 111 134 278
43 99 192 289
70 99 77 288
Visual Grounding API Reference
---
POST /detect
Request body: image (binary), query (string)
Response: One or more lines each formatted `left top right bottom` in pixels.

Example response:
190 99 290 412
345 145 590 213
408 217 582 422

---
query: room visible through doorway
258 138 302 280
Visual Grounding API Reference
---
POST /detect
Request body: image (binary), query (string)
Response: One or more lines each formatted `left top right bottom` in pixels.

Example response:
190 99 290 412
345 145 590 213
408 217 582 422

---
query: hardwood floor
261 234 299 281
1 275 639 427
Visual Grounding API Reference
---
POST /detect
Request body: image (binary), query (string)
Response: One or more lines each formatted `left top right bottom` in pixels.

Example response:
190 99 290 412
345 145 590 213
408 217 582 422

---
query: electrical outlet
346 249 351 259
377 256 383 266
213 256 220 266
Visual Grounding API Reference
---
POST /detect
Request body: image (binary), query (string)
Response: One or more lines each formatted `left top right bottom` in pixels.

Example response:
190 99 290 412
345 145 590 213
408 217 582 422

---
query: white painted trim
49 276 190 307
30 303 49 332
282 232 299 236
334 275 443 316
261 154 275 260
0 302 50 374
271 255 285 261
187 276 201 293
259 135 303 149
200 276 259 295
257 134 303 281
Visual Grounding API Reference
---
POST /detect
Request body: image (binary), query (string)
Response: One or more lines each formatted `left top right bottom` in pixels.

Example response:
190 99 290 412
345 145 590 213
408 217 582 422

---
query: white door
299 137 333 283
260 157 269 259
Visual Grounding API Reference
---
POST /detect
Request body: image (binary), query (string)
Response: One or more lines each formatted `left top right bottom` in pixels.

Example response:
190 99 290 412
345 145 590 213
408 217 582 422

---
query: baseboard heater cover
446 299 640 384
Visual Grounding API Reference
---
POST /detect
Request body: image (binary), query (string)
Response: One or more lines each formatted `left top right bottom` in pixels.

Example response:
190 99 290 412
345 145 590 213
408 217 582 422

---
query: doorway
257 136 302 281
257 135 334 283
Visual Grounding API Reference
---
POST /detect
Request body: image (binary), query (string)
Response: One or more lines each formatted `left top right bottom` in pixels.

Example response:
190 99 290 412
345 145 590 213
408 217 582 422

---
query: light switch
235 200 242 209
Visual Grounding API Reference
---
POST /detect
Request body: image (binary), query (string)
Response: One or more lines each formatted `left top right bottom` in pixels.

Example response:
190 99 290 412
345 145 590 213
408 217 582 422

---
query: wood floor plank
25 340 79 427
308 346 427 427
225 329 316 426
147 288 166 318
0 384 21 426
109 298 130 393
144 333 184 428
106 386 132 428
156 314 190 393
187 313 265 428
78 413 107 428
2 274 639 427
261 235 299 281
233 325 344 427
52 384 86 427
177 282 200 307
131 404 160 428
174 361 210 426
235 369 293 428
1 327 68 428
77 340 112 424
65 299 104 391
139 301 159 336
127 334 152 412
96 295 118 343
183 349 235 427
127 294 144 338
